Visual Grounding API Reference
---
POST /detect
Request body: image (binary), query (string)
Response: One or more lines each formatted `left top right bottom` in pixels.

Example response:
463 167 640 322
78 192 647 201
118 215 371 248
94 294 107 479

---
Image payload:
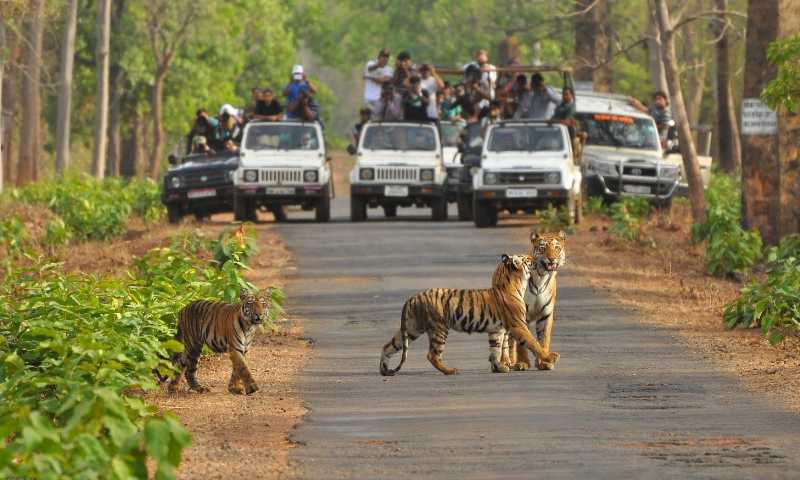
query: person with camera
418 64 444 119
185 108 222 154
515 73 561 120
403 75 433 122
364 48 394 111
283 65 317 105
285 87 322 125
372 83 404 122
458 64 492 116
392 51 416 96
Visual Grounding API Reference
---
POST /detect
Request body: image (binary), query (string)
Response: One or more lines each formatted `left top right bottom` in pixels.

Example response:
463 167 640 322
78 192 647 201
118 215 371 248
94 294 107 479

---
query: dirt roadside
518 202 800 412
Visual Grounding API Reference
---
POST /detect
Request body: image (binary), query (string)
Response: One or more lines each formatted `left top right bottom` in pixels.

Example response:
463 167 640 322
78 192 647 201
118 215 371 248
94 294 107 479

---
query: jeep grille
497 171 546 184
375 167 418 183
183 170 228 188
260 168 303 184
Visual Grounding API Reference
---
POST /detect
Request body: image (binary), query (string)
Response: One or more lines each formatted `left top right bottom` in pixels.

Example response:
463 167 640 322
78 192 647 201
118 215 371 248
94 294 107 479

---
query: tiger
161 289 271 395
504 231 566 371
379 254 560 376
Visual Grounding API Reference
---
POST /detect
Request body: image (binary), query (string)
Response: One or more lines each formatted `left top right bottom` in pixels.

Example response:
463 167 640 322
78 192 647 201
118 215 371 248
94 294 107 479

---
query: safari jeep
161 151 238 223
348 121 448 222
471 121 582 228
440 120 465 205
577 92 710 207
234 121 332 222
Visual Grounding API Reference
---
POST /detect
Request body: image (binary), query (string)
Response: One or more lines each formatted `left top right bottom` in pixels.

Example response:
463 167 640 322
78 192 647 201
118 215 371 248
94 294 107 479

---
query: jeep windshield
440 123 463 148
487 125 565 153
362 125 437 151
245 124 320 151
578 113 659 151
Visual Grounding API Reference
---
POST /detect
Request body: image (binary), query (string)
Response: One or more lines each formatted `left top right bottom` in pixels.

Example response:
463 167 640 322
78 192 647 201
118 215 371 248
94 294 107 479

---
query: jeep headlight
170 176 181 189
660 165 681 179
304 169 319 183
545 172 561 184
484 172 498 185
243 169 258 182
420 168 434 182
589 160 617 176
359 168 374 180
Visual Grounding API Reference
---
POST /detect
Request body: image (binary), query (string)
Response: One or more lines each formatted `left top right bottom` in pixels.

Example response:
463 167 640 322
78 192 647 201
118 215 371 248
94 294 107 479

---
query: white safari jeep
234 121 332 222
577 92 710 207
348 122 448 222
472 121 581 228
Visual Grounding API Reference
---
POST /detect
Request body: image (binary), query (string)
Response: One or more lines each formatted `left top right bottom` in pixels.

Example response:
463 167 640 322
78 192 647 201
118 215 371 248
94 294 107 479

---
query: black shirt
255 99 283 116
403 92 430 122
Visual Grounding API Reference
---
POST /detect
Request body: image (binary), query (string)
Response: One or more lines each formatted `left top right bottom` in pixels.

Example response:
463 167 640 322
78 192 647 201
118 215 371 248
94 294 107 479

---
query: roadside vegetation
0 177 284 478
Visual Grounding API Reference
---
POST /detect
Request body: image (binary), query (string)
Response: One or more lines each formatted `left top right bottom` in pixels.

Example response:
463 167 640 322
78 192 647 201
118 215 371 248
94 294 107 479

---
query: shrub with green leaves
584 196 607 216
535 204 574 234
608 197 651 242
692 172 762 276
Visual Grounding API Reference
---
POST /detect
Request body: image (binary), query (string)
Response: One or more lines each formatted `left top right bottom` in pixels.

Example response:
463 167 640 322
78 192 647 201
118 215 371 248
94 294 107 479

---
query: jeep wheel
473 199 497 228
383 205 397 218
315 185 331 222
270 205 287 222
233 195 250 222
456 192 474 221
167 205 182 224
350 195 367 222
431 196 448 222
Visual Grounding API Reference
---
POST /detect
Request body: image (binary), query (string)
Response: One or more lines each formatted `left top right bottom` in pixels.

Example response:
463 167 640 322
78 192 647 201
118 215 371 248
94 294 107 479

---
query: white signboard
741 98 777 135
574 81 594 92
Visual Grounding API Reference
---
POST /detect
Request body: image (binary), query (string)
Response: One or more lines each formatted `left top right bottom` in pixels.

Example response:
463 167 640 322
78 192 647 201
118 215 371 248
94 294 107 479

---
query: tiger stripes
163 289 270 395
507 231 566 371
380 254 560 376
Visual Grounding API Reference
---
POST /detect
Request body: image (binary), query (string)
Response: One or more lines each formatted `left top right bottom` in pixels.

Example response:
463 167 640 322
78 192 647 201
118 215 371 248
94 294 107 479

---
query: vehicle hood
240 149 325 168
168 156 238 173
482 152 572 171
583 145 663 164
442 147 460 166
357 150 441 167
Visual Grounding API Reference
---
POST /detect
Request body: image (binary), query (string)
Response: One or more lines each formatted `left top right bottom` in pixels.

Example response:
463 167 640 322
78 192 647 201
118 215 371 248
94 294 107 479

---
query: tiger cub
164 289 270 395
380 254 560 376
505 231 566 371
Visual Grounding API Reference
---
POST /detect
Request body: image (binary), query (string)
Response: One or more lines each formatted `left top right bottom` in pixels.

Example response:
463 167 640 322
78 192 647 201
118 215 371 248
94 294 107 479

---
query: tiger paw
512 362 530 371
228 385 244 395
536 352 560 370
245 383 260 395
491 363 510 373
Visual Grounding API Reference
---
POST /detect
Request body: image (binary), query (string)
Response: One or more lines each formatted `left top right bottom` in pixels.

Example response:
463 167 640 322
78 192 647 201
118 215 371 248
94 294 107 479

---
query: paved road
277 199 799 479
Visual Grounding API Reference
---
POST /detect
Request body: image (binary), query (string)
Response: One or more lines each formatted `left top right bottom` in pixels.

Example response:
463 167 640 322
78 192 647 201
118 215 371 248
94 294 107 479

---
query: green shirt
551 100 575 121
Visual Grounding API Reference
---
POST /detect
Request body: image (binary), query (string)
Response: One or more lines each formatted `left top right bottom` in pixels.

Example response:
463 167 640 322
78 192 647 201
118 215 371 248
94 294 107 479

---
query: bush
608 197 651 242
692 172 762 276
584 196 607 216
535 204 573 234
0 226 282 478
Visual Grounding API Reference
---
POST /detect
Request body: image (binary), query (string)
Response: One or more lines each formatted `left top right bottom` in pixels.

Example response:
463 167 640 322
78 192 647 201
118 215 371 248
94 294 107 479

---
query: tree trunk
713 0 741 172
647 0 669 95
0 23 5 194
654 0 707 224
108 66 124 177
55 0 79 175
148 69 167 178
17 0 44 186
91 0 112 179
573 0 611 92
1 32 18 188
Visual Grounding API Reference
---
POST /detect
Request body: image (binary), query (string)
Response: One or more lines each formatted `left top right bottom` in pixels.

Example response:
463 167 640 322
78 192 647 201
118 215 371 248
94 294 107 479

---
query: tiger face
496 253 534 291
239 289 270 325
530 231 566 272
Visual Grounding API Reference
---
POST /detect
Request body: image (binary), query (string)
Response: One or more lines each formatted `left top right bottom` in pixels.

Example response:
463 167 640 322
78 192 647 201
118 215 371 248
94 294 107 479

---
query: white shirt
463 61 497 99
364 60 394 103
420 76 440 119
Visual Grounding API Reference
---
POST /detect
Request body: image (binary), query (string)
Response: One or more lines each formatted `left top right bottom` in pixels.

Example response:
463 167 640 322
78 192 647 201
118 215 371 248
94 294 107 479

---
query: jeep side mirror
346 144 357 156
168 154 178 166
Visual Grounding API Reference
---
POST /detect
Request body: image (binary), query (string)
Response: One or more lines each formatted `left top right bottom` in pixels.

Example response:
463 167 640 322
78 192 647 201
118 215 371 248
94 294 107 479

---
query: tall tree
91 0 111 179
1 30 19 187
145 0 200 179
574 0 612 92
16 0 44 186
0 22 5 193
712 0 741 172
654 0 707 223
646 0 669 94
55 0 79 175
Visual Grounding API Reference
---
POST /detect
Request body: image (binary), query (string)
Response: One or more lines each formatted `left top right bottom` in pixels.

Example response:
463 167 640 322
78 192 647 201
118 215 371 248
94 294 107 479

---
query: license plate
506 188 538 198
384 185 409 197
623 184 651 194
187 188 216 199
265 187 295 195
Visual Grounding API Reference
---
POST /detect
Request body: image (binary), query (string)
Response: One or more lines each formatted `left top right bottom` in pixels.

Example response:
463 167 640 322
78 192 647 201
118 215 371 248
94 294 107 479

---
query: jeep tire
233 195 254 222
431 195 448 222
167 205 182 224
456 192 474 221
473 198 497 228
315 184 331 222
270 205 287 222
351 194 367 222
383 205 397 218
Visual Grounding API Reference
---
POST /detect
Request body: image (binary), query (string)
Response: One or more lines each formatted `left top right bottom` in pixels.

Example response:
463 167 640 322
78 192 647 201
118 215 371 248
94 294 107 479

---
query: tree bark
680 13 708 127
0 23 5 194
1 31 18 188
647 0 669 95
55 0 79 175
91 0 112 179
713 0 741 172
17 0 44 186
573 0 611 92
148 69 167 178
654 0 707 224
108 65 124 177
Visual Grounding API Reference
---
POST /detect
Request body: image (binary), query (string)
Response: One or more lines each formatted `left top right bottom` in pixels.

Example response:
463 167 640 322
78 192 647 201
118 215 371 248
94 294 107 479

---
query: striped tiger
163 289 271 395
379 254 560 376
506 231 566 371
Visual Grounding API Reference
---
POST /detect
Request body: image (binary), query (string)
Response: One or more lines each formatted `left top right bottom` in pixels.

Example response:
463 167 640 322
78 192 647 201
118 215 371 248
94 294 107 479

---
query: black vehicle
161 152 239 223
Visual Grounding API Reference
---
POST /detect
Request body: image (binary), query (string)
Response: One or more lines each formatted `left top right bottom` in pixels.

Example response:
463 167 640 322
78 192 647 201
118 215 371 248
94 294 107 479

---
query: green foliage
9 175 165 244
584 196 608 216
609 197 650 242
692 172 762 276
536 204 574 234
0 225 281 477
0 215 30 256
762 34 800 112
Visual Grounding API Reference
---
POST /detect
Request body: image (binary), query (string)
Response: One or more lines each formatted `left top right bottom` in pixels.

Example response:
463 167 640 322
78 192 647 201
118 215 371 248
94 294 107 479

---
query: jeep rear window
577 113 659 150
440 123 463 147
487 126 565 152
245 124 320 151
362 125 437 151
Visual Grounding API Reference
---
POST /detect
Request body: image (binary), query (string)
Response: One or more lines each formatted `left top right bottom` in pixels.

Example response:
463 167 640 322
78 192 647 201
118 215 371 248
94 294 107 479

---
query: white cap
292 64 304 75
219 103 238 117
